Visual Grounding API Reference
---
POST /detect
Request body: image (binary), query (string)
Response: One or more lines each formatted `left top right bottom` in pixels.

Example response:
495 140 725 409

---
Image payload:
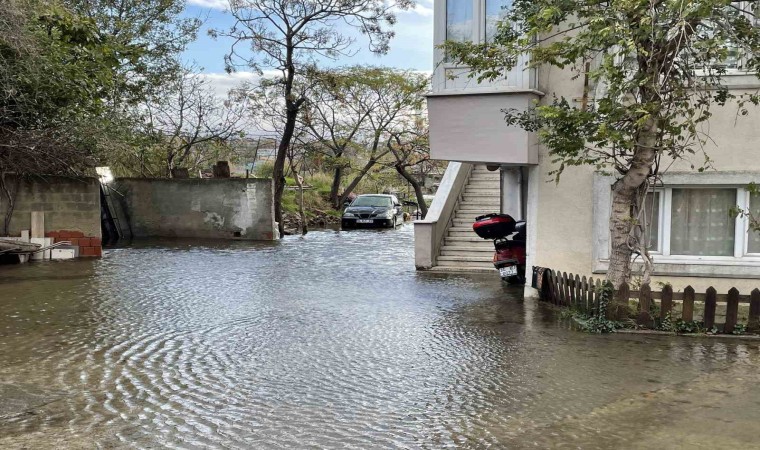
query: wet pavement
1 224 760 449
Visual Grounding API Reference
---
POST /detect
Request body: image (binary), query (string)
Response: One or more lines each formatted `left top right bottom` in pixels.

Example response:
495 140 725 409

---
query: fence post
724 288 739 334
562 272 570 305
574 274 582 309
581 276 588 314
749 289 760 333
594 278 602 317
660 285 673 322
704 287 717 330
637 283 652 326
568 273 575 306
609 281 630 320
682 286 695 322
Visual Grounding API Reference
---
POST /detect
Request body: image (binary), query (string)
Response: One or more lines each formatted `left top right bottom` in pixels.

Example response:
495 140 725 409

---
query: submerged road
1 224 760 448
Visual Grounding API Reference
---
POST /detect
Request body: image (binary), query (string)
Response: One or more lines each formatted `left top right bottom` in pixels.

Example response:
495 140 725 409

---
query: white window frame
593 172 760 278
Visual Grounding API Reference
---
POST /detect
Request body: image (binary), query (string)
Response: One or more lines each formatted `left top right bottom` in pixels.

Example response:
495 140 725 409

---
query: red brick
45 231 59 238
92 246 102 257
81 246 96 257
78 238 90 247
59 230 84 238
70 238 80 246
90 237 102 246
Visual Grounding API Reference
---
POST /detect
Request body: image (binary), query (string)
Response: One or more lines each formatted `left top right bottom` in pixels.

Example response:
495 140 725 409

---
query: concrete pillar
500 167 525 219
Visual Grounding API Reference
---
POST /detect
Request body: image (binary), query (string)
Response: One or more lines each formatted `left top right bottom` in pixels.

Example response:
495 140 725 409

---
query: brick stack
45 230 102 257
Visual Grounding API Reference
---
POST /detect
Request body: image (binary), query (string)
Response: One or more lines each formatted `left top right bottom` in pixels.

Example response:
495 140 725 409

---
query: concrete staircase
431 165 500 273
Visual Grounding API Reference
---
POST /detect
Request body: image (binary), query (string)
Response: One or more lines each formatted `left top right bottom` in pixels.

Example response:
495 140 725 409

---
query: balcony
426 89 542 165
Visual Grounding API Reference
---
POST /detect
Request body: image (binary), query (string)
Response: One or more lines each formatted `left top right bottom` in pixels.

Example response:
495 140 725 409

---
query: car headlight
382 210 395 218
343 212 355 218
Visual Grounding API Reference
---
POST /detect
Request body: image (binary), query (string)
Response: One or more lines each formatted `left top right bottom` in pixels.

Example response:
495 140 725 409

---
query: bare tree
387 123 430 218
141 66 250 177
213 0 413 236
335 68 428 208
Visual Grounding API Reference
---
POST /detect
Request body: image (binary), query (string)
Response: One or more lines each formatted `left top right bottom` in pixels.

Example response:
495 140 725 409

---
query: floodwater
2 225 760 449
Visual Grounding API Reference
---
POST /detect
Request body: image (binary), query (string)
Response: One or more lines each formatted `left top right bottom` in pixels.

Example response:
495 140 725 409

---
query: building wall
529 63 760 293
114 178 277 240
0 176 102 257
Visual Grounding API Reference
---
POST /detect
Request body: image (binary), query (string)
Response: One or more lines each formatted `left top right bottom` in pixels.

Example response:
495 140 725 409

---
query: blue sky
181 0 434 93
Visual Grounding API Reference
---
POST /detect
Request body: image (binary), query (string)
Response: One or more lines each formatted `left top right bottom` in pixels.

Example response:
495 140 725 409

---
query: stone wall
113 178 276 240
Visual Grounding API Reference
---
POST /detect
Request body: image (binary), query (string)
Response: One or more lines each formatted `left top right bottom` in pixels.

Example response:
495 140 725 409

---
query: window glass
643 192 660 251
670 189 736 256
485 0 511 42
747 192 760 253
351 196 392 207
446 0 473 43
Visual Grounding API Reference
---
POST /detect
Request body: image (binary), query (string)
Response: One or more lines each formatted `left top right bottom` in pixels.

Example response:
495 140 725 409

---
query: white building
415 0 760 294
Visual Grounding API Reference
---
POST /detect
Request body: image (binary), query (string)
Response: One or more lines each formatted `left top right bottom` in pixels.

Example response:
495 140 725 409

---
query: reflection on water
1 225 759 448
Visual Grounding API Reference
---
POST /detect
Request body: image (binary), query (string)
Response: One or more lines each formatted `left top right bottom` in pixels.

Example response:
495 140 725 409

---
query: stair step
448 231 482 238
440 246 494 254
436 259 496 269
464 188 500 194
425 265 497 274
438 256 495 264
446 236 494 243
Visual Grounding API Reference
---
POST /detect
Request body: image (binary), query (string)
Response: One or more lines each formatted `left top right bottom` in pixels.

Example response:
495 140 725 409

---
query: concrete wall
0 176 101 238
114 178 277 240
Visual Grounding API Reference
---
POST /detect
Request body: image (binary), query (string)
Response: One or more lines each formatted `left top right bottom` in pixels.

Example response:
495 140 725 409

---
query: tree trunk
606 116 659 316
330 166 343 208
273 105 299 237
338 159 377 208
395 164 427 218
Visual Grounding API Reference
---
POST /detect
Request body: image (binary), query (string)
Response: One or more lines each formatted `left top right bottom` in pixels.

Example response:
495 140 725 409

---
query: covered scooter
472 213 527 284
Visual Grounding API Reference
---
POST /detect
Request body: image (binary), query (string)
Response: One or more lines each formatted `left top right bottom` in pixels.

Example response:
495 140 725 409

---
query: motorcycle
472 213 527 284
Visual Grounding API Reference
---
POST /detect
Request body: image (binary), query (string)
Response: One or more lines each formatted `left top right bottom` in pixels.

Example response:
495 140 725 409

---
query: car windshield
351 196 392 207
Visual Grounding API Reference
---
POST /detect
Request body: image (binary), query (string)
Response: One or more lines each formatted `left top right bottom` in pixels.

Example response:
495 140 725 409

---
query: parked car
342 194 404 229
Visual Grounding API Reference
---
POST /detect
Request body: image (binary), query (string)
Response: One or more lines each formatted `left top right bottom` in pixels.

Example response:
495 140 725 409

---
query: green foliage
254 162 275 178
658 312 674 332
575 281 625 333
733 323 748 335
674 319 704 334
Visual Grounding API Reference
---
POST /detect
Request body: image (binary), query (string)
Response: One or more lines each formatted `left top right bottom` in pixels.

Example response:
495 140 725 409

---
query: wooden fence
534 268 760 333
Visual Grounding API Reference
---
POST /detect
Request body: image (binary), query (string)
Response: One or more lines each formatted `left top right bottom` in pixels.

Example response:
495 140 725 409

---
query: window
640 187 760 258
446 0 473 43
485 0 511 42
747 192 760 253
593 174 760 277
643 191 661 251
670 188 736 256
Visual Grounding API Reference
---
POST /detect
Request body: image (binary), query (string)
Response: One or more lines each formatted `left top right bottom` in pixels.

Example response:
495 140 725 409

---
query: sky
181 0 435 95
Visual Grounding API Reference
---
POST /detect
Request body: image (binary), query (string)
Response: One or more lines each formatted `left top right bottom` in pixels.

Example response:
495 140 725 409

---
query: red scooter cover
472 213 517 239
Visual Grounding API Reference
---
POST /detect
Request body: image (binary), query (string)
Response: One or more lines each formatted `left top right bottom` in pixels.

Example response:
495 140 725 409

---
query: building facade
415 0 760 294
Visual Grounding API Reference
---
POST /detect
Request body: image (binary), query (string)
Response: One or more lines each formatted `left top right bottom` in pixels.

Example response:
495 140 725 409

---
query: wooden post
609 281 630 320
581 275 588 313
31 211 44 238
660 285 673 322
562 272 570 305
724 288 740 334
704 287 717 330
637 283 652 326
682 286 695 323
574 274 582 309
748 289 760 333
594 278 602 316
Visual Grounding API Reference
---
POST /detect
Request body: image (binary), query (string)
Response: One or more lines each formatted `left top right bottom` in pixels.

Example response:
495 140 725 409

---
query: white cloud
188 0 227 10
398 0 434 17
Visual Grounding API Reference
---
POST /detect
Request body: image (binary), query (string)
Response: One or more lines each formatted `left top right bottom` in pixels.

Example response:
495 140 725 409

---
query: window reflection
447 0 473 42
485 0 511 42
